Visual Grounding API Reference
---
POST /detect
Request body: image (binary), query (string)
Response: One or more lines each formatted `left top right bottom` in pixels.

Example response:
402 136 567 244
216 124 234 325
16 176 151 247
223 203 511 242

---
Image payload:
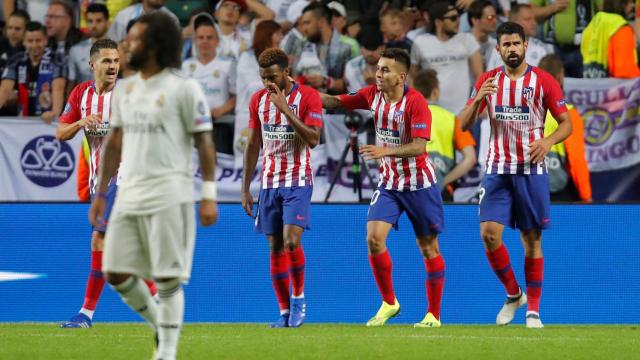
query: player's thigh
400 185 445 237
512 174 551 230
103 210 150 277
255 188 284 236
281 186 312 231
367 187 403 231
147 203 196 282
479 174 514 228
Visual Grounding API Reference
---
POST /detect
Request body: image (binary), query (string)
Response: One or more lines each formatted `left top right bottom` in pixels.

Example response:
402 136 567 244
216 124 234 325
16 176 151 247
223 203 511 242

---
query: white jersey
110 69 213 214
235 49 262 125
410 32 480 114
182 55 237 111
486 37 554 70
67 38 93 83
215 23 250 59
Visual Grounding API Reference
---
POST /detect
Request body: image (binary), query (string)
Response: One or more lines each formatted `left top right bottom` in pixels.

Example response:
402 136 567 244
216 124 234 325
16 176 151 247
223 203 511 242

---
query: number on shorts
370 190 381 205
478 187 486 205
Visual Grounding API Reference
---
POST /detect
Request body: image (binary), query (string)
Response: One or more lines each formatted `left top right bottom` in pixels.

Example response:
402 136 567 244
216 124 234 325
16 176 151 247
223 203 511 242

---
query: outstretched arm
320 93 344 110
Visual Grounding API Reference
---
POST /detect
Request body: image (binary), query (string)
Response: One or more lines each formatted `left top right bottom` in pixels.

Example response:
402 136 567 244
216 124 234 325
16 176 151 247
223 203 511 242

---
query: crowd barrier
1 203 638 324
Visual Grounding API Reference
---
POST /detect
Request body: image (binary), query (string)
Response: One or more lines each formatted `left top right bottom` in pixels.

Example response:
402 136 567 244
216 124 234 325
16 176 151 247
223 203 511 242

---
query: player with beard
91 12 218 359
458 22 572 328
57 38 159 328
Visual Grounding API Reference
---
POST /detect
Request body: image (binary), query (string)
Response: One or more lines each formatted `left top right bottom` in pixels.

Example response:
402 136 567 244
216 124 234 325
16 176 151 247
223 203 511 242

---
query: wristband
201 181 218 200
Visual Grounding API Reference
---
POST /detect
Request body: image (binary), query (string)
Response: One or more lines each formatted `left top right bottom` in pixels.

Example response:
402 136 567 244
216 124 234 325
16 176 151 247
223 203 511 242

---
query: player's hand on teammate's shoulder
199 199 218 226
241 191 254 218
529 137 553 164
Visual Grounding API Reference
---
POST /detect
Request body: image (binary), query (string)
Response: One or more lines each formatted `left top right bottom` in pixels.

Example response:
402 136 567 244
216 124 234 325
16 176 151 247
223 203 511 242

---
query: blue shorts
91 183 117 233
255 186 313 235
367 186 444 236
479 174 551 230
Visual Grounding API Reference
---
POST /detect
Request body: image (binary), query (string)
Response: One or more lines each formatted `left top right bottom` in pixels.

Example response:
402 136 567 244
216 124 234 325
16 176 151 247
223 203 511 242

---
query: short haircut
302 2 332 23
413 69 439 99
25 21 46 35
467 0 494 27
193 13 216 31
538 54 564 79
49 0 75 23
357 26 384 51
603 0 632 17
509 3 532 20
380 48 410 72
86 3 109 19
10 9 31 24
496 21 525 43
90 38 118 59
136 12 182 69
258 47 289 69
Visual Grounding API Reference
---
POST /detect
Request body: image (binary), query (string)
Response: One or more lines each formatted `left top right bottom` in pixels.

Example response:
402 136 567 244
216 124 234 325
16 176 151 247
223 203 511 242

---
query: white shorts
103 203 196 281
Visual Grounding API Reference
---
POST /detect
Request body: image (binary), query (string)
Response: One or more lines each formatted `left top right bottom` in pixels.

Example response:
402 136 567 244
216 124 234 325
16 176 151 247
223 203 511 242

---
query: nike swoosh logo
0 271 46 282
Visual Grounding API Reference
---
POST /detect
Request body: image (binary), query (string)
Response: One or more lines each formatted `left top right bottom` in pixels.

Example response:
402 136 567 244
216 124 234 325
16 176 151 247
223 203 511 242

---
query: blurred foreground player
459 22 572 328
321 48 446 328
56 38 157 328
242 48 322 328
90 12 218 360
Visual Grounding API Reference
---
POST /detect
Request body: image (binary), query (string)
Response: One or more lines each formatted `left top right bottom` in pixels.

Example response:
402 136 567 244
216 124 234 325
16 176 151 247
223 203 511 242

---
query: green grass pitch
1 324 638 359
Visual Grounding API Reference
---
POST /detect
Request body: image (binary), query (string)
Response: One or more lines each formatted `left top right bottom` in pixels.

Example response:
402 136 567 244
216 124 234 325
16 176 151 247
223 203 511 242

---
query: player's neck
383 85 404 103
95 80 115 95
283 80 293 95
199 51 216 65
504 62 529 79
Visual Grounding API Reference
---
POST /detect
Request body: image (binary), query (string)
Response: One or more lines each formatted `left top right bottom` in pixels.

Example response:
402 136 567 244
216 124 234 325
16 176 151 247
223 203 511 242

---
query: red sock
270 252 290 311
525 257 543 313
286 246 305 297
144 280 157 296
369 251 396 305
82 251 105 311
425 255 445 320
486 244 520 296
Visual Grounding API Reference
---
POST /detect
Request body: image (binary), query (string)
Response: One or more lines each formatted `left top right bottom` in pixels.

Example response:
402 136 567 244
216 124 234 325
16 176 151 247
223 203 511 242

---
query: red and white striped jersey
339 85 437 191
59 80 115 195
469 66 568 175
248 82 323 188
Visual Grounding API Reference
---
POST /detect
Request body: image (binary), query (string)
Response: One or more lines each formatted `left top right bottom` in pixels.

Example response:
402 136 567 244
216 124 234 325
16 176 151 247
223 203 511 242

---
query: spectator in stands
107 0 179 43
214 0 274 59
410 1 483 114
265 0 297 27
182 14 237 120
235 20 282 155
68 3 110 87
0 10 29 76
344 27 384 93
281 0 308 67
468 0 497 68
530 0 603 78
413 68 476 200
380 8 412 52
294 2 355 93
581 0 640 79
327 1 359 58
45 0 87 64
486 4 554 69
407 1 435 42
538 54 592 202
0 21 66 122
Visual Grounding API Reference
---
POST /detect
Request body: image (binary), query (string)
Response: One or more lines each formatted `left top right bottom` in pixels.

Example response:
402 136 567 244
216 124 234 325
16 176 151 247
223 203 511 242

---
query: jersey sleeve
338 85 373 111
541 71 568 118
466 71 491 113
248 91 262 129
182 79 213 133
301 88 323 127
408 94 431 140
453 117 476 150
59 84 82 124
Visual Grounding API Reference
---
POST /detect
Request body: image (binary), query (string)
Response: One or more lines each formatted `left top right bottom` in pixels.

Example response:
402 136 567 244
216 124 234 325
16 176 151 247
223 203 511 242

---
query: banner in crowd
565 77 640 172
0 118 82 201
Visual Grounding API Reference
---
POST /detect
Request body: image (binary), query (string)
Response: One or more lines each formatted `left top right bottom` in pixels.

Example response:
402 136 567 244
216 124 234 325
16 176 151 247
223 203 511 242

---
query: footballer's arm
319 93 344 110
195 130 218 226
95 127 122 196
241 126 262 217
281 107 321 148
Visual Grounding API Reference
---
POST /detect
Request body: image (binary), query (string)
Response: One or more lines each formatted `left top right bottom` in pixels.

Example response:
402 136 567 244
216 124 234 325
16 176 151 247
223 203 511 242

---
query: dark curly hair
258 48 289 70
136 12 182 70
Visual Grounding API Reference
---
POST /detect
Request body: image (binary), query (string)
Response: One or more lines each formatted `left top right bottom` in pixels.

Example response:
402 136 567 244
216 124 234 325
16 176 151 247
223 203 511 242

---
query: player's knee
283 235 301 252
104 272 130 286
417 236 439 258
480 228 501 249
366 233 386 253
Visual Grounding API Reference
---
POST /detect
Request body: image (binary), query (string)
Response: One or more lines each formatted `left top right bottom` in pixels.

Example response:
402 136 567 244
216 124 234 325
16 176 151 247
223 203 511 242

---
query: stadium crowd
1 0 638 202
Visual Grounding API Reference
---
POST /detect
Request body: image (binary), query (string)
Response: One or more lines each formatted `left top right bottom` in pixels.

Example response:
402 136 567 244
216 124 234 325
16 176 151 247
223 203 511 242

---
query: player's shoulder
405 87 429 106
249 87 269 105
297 83 320 97
71 80 94 96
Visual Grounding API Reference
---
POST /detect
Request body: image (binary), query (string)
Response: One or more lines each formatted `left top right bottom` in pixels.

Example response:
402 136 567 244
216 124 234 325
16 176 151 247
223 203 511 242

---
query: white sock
111 276 158 329
291 293 305 299
279 309 290 316
79 308 95 319
156 279 184 360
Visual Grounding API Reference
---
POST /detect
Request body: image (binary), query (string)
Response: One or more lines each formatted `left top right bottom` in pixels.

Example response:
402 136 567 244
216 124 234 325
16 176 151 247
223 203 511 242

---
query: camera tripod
324 123 376 203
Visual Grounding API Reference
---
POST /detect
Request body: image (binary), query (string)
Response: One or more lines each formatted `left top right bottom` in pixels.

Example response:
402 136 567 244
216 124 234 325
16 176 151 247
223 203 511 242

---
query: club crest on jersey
523 86 534 99
288 104 298 115
213 70 220 78
393 111 404 123
189 63 197 73
156 94 165 107
125 82 135 94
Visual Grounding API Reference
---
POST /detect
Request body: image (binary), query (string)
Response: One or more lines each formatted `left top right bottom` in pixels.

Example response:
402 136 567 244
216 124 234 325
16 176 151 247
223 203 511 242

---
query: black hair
380 48 410 72
136 12 182 69
10 9 31 24
496 21 525 43
258 47 289 69
302 2 332 23
25 21 46 35
86 3 109 19
90 38 118 59
467 0 494 27
357 26 384 51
